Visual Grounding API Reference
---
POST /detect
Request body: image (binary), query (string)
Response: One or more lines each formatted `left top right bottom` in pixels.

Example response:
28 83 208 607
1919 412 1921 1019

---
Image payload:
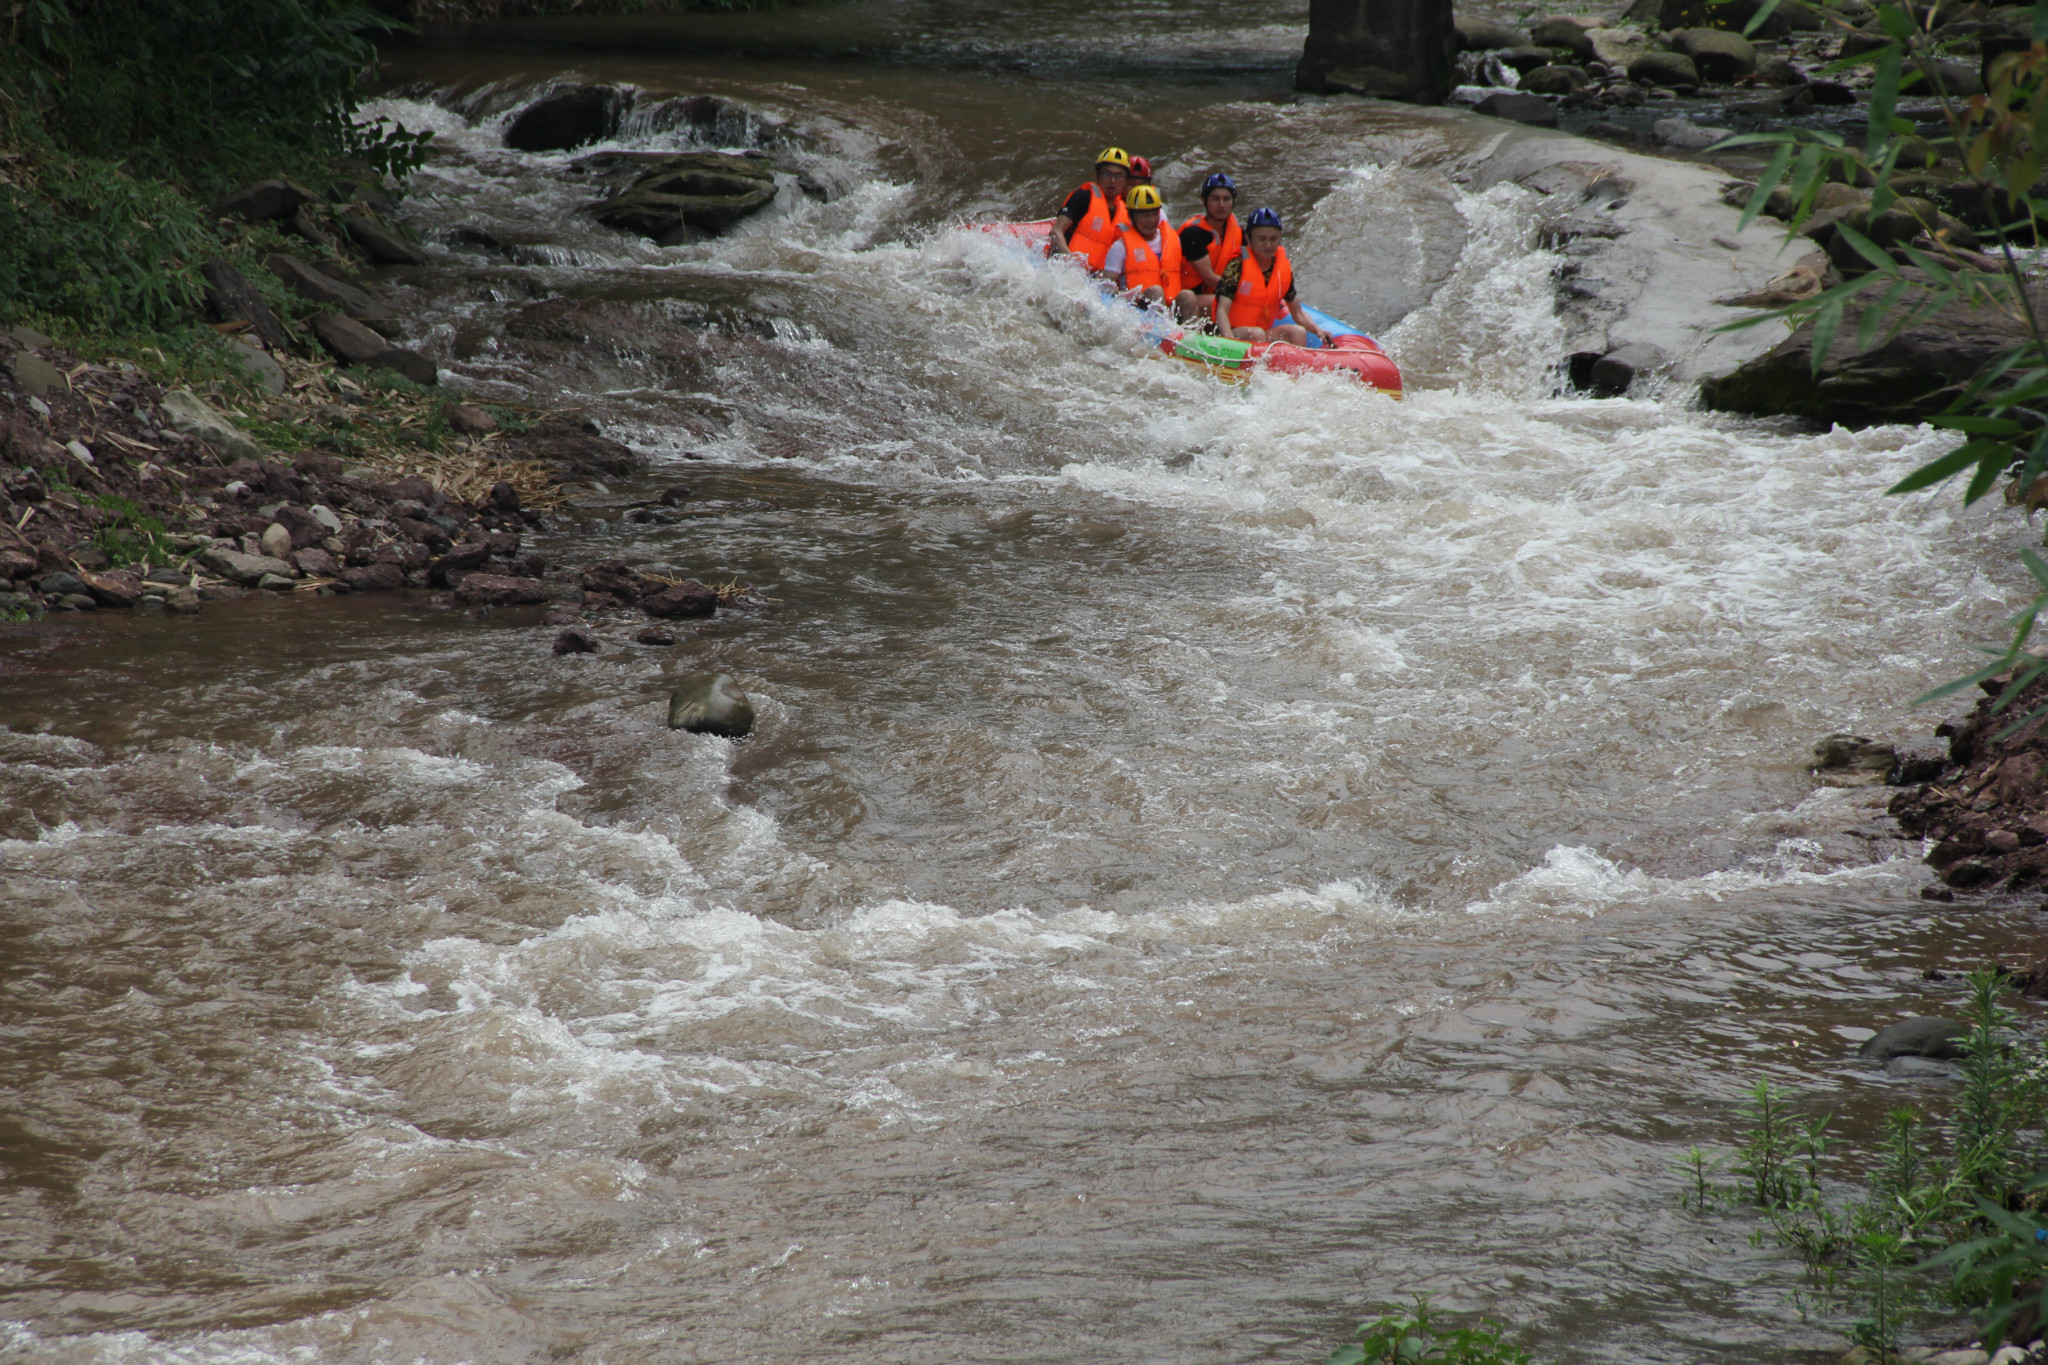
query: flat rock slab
340 209 427 266
160 389 263 462
266 253 398 336
454 573 547 605
197 546 296 586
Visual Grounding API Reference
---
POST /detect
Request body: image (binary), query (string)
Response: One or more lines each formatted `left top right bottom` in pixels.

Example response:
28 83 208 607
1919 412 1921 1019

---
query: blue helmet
1201 172 1237 195
1245 206 1283 231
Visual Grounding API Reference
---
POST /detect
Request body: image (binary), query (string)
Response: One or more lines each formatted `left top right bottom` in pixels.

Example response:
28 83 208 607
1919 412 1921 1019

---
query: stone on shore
266 253 399 336
259 523 294 561
1813 733 1897 772
1453 16 1525 50
340 562 406 592
1859 1017 1969 1062
310 314 437 386
1653 117 1734 151
1627 0 1820 37
198 545 296 586
1629 51 1701 86
1522 65 1589 95
200 258 290 352
507 85 627 152
159 390 265 462
8 350 65 399
442 402 498 436
214 180 315 223
1587 27 1654 69
339 209 427 266
1753 55 1807 85
668 672 754 737
80 571 141 608
1473 92 1560 127
164 587 202 613
1671 28 1756 81
1529 15 1598 56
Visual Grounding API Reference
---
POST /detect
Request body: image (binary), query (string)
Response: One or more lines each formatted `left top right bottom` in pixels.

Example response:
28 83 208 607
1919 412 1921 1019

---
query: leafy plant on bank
1693 972 2048 1352
0 1 430 333
1717 0 2048 728
1324 1297 1531 1365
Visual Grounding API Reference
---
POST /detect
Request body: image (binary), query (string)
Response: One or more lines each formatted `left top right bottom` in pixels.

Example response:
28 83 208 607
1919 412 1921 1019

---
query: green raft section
1163 331 1254 370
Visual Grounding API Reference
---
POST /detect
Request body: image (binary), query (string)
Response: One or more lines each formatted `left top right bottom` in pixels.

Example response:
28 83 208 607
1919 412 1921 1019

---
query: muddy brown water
6 4 2047 1362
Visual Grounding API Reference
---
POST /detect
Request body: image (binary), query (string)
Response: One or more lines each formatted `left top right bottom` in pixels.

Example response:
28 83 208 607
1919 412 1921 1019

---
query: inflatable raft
983 219 1402 398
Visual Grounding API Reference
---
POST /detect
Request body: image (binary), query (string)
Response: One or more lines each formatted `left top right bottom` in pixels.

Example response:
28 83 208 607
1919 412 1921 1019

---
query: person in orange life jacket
1049 147 1133 270
1216 207 1331 347
1102 185 1201 320
1175 171 1241 321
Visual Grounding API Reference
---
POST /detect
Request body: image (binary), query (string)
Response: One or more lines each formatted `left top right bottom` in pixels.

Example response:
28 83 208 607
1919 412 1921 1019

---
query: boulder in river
1628 51 1701 86
668 672 754 738
1521 65 1589 95
585 151 780 243
1529 15 1597 56
341 562 405 592
1670 27 1756 81
553 627 599 655
455 573 547 606
1859 1017 1969 1063
1626 0 1821 37
1704 276 2036 427
506 85 628 153
1652 117 1733 151
1453 16 1525 50
1473 92 1560 128
1587 27 1655 69
642 580 717 619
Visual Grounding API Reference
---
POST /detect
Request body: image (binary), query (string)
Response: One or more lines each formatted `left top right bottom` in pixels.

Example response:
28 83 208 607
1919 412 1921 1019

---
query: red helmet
1128 155 1153 181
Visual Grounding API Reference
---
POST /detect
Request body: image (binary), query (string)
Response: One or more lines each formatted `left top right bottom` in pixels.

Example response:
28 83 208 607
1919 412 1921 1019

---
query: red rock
512 553 547 579
657 484 692 506
635 626 677 646
454 573 546 606
341 562 406 592
579 561 643 603
542 607 582 625
642 580 716 619
0 549 35 579
428 540 493 586
485 529 520 557
80 571 142 608
291 547 340 577
580 591 625 611
553 627 599 655
487 480 519 512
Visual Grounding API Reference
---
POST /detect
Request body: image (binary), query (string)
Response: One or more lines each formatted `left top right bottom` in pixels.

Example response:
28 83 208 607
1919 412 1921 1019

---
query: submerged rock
584 151 779 243
1860 1017 1969 1063
1473 92 1559 127
506 85 628 153
668 672 754 737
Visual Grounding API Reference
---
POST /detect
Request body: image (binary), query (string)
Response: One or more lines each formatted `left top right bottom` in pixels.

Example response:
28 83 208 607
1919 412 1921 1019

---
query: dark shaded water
5 3 2045 1362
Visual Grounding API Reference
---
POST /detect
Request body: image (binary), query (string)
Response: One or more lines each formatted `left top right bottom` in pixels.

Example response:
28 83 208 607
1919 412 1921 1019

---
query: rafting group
1047 146 1330 348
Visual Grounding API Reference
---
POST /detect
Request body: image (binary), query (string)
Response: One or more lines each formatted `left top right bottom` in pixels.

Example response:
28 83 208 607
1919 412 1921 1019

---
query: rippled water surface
6 5 2047 1363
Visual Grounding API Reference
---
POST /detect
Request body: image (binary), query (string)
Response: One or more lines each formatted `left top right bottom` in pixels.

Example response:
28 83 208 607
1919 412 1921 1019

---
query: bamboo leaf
1740 143 1796 232
1834 222 1900 274
1888 439 2014 494
1869 45 1904 157
1966 445 2016 503
1742 0 1784 35
1931 415 2028 434
1877 3 1915 41
1810 296 1847 373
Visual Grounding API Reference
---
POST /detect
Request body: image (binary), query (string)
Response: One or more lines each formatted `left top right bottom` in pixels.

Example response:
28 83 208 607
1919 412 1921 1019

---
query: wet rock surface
581 151 781 243
1889 673 2048 892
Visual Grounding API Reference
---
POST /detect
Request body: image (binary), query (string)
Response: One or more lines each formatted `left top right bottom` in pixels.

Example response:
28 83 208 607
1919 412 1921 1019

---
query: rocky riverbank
0 324 757 647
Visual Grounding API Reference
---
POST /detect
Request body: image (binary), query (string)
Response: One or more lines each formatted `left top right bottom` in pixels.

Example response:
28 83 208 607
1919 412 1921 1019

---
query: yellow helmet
1124 184 1163 211
1095 147 1132 170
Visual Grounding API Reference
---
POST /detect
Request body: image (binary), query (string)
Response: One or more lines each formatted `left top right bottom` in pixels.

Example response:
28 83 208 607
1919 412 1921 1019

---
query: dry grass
640 570 778 608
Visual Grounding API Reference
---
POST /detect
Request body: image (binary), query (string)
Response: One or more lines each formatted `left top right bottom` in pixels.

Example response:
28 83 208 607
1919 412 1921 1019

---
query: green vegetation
1324 1298 1532 1365
0 1 429 358
1720 0 2048 726
1690 972 2048 1353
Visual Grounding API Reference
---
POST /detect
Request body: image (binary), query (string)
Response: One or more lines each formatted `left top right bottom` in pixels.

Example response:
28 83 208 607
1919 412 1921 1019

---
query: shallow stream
5 4 2046 1362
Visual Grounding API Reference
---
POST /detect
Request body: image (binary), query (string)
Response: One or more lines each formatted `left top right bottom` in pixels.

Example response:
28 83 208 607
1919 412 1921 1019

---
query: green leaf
1740 143 1796 233
1810 296 1847 373
1966 443 2015 503
1931 415 2029 434
1742 0 1784 35
1833 223 1900 275
1887 439 2014 495
1877 2 1916 41
2035 0 2048 41
1868 44 1903 159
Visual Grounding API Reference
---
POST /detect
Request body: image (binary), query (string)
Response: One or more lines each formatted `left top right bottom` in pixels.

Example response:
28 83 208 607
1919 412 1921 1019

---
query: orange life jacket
1116 224 1186 296
1227 246 1293 332
1176 212 1241 296
1064 183 1130 271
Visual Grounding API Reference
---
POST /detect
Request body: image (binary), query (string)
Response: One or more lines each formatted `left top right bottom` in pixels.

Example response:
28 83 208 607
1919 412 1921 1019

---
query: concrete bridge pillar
1295 0 1456 102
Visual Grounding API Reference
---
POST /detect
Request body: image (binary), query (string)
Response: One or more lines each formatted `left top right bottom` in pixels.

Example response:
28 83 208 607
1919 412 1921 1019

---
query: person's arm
1103 239 1130 288
1179 224 1222 290
1282 285 1330 343
1049 189 1091 256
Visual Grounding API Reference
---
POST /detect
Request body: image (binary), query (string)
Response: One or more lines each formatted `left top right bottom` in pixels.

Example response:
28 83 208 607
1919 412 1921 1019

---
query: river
3 2 2041 1361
